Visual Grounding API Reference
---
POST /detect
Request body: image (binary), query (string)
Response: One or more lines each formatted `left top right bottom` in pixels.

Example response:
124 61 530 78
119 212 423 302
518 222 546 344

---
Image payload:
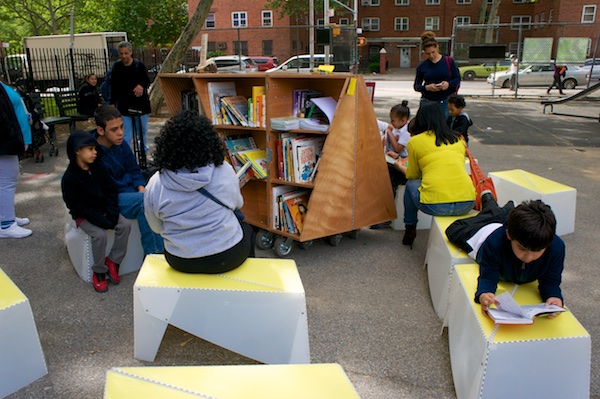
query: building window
339 18 349 25
534 14 539 29
262 10 273 27
361 17 380 31
317 18 325 26
395 17 409 31
262 40 273 56
362 0 380 5
426 0 440 4
425 17 440 31
233 41 249 55
456 0 472 4
582 5 597 23
207 41 216 52
513 0 528 3
232 12 247 28
205 13 215 29
511 15 531 30
548 9 553 23
455 16 470 26
540 12 545 25
395 0 409 5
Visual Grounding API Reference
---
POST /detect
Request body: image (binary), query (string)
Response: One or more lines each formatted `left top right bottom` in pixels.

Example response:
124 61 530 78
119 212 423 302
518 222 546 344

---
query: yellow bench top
455 263 589 343
490 169 575 194
105 364 360 398
433 213 477 259
0 268 27 310
135 255 304 293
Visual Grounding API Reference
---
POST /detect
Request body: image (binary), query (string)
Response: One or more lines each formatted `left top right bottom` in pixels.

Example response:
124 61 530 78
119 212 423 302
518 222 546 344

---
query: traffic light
357 36 367 46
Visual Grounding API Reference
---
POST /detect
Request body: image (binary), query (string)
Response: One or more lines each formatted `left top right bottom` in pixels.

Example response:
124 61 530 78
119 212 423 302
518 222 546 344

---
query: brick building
188 0 599 68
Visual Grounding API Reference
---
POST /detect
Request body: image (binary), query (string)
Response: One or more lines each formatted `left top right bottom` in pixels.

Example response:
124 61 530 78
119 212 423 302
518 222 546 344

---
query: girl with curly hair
144 111 255 273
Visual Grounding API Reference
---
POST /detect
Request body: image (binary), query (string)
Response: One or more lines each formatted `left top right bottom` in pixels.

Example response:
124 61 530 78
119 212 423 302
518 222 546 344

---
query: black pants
547 75 563 93
165 222 255 273
445 195 514 253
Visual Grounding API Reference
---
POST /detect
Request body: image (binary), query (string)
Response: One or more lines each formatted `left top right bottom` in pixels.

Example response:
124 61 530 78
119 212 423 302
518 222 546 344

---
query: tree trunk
475 0 488 43
485 0 501 43
149 0 214 115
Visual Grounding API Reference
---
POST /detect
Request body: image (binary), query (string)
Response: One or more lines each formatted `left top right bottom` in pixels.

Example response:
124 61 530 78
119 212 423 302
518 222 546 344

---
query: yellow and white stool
105 363 359 398
64 217 145 283
425 213 476 321
489 169 576 236
0 268 47 398
447 263 590 399
391 185 433 230
134 255 310 364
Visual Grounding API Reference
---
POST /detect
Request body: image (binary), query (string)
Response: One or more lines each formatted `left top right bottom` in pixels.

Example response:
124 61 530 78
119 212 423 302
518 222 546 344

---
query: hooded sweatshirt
144 162 243 258
61 130 119 229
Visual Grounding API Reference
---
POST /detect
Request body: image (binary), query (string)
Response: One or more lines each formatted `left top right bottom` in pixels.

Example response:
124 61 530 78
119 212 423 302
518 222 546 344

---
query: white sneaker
16 217 30 226
0 223 33 238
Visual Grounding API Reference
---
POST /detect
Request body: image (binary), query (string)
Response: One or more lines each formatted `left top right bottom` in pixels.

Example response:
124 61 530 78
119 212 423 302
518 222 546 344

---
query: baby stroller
19 88 56 162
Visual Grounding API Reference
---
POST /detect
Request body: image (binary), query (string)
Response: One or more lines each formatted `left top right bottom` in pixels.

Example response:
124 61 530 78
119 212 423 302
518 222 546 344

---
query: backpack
444 55 460 93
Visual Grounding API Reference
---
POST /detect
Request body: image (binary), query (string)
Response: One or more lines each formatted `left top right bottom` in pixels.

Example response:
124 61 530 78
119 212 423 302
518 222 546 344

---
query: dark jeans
165 222 255 274
547 76 563 93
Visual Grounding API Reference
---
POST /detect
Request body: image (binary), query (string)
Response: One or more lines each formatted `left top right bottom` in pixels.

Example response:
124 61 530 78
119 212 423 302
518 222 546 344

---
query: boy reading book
445 192 565 317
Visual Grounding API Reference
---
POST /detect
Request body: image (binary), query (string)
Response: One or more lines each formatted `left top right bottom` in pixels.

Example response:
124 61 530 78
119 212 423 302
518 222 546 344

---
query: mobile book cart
158 72 396 257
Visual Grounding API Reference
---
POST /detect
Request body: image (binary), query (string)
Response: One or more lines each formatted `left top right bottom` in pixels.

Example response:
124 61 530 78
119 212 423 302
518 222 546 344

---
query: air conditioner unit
217 42 227 50
361 0 371 6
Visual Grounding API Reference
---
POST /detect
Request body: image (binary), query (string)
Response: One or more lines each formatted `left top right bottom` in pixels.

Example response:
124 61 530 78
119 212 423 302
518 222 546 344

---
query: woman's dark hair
421 31 438 49
507 200 556 251
448 93 466 109
411 102 461 146
390 100 410 120
152 110 225 171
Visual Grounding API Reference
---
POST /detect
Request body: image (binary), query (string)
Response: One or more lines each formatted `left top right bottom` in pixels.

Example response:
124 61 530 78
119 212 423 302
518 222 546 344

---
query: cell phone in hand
435 83 443 87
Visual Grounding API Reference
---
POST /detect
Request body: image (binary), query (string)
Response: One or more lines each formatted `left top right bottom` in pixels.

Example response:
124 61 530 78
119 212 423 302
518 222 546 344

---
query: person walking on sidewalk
547 62 567 95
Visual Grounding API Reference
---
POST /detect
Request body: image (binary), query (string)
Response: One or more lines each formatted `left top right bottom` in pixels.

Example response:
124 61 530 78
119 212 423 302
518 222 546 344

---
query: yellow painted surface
105 364 360 399
491 169 574 194
0 268 27 310
456 263 589 342
135 255 303 293
433 213 477 259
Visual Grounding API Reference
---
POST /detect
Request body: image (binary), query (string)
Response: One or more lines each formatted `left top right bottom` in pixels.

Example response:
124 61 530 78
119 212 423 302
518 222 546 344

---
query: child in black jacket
61 130 131 292
447 93 473 144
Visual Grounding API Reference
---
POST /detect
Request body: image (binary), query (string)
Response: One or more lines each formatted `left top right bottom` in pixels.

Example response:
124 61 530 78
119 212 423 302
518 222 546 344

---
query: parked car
249 56 279 71
207 56 258 73
579 58 600 81
486 64 589 89
266 54 333 73
459 60 512 80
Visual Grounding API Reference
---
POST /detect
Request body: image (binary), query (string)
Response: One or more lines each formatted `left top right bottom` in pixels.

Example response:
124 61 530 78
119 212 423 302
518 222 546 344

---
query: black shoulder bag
197 188 245 222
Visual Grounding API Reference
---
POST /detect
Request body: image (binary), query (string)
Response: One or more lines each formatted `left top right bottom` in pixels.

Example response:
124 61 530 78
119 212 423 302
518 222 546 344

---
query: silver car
487 64 589 89
207 56 258 73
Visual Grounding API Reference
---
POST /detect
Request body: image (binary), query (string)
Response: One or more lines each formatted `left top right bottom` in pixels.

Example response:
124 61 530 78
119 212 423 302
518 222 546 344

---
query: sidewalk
2 84 600 398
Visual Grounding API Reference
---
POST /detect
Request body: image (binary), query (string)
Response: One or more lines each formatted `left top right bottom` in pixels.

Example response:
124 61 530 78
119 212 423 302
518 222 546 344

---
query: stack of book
221 95 250 126
271 116 301 131
272 186 310 234
236 149 268 179
207 82 266 127
277 134 325 183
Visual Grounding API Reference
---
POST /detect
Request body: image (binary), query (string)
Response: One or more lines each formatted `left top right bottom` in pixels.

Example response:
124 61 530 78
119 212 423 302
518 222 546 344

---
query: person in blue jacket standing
413 31 461 120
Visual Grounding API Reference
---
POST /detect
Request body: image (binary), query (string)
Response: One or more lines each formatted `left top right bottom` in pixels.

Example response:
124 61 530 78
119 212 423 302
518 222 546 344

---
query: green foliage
207 50 225 58
368 62 380 73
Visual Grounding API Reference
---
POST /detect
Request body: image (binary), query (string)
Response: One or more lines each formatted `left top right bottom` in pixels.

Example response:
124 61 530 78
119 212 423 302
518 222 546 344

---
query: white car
487 64 589 89
207 56 258 73
266 54 333 73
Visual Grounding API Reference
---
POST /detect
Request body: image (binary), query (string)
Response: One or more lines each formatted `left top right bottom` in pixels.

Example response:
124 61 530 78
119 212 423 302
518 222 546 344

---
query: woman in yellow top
395 102 476 247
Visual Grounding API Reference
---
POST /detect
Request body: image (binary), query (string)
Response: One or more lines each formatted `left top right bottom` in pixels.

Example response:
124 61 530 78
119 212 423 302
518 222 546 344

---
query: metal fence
451 21 600 97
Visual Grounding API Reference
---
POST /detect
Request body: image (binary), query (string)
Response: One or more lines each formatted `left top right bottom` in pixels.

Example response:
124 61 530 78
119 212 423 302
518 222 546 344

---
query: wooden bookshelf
159 72 396 256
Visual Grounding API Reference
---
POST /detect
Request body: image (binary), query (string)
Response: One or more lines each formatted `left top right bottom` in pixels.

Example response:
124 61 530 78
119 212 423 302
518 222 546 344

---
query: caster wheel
255 230 274 250
348 229 359 239
328 234 342 246
298 240 313 250
274 236 294 257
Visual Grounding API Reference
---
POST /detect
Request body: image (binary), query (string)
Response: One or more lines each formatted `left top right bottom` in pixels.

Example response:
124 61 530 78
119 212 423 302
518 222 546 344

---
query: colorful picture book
224 135 257 172
207 81 237 125
237 148 268 179
251 85 266 128
271 186 310 233
277 134 325 183
222 95 250 126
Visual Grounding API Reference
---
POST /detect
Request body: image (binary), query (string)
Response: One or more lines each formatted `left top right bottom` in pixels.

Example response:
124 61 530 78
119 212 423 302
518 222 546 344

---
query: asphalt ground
2 73 600 398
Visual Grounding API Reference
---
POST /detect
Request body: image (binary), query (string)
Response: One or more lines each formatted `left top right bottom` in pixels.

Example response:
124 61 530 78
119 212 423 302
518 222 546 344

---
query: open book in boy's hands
486 292 566 325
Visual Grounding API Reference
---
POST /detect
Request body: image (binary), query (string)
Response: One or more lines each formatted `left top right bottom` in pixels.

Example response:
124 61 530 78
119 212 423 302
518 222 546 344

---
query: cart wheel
255 230 274 250
348 229 359 239
274 237 294 257
328 234 343 246
298 240 313 250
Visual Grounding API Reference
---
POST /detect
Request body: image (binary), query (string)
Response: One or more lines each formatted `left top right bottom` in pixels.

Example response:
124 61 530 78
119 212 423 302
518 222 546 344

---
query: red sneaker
105 257 120 285
92 273 108 293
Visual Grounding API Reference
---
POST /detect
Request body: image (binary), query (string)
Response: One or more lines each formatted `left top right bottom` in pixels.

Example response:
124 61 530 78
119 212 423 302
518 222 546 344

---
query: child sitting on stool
445 192 565 316
62 131 132 292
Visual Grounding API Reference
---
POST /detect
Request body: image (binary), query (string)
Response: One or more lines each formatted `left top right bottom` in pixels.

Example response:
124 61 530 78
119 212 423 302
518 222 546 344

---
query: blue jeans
118 191 164 254
420 98 450 120
403 179 475 225
122 113 150 153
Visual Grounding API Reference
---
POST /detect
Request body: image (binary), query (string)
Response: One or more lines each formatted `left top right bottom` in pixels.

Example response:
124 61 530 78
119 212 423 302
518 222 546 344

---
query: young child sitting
447 93 472 144
61 130 132 292
445 192 565 316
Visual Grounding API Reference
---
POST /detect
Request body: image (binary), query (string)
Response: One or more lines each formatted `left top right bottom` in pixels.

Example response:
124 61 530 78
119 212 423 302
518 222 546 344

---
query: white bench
0 268 47 398
134 255 310 364
447 263 590 399
64 217 145 283
391 185 433 230
425 213 476 321
105 363 359 398
489 169 576 236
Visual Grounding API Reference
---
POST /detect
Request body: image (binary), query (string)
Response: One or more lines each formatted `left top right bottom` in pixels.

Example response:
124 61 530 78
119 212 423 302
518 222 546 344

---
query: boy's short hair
507 200 556 251
448 93 466 108
94 105 121 129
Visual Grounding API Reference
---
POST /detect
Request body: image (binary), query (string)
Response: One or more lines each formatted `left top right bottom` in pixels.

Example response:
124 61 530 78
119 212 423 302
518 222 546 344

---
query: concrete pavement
2 73 600 398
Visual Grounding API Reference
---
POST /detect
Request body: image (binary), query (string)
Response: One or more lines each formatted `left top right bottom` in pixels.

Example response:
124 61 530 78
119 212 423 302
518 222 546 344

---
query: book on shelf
271 186 309 232
283 191 309 233
293 89 323 117
299 118 328 132
224 135 257 172
309 96 337 124
181 91 199 112
271 116 301 131
251 86 266 128
278 134 325 183
271 185 295 230
207 81 237 125
486 292 566 325
236 161 253 188
237 148 268 179
221 95 250 126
